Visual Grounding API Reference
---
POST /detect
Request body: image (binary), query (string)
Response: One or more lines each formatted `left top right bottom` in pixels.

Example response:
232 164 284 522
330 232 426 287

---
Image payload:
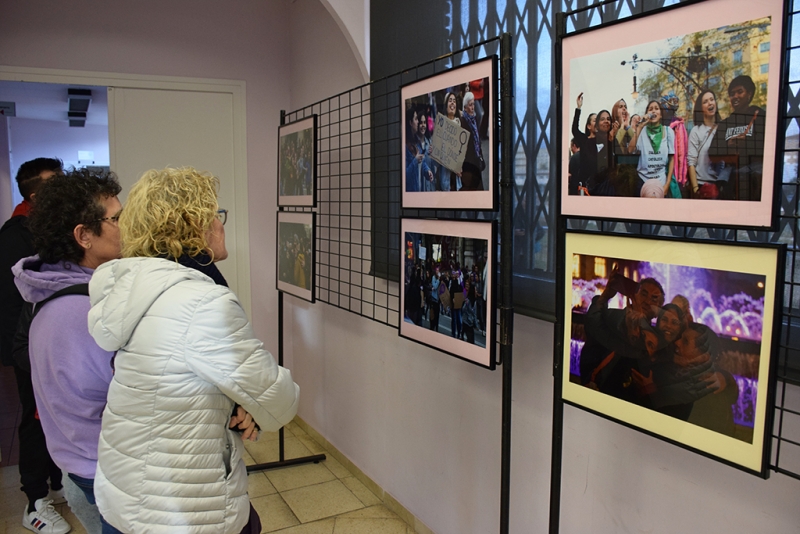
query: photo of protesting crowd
278 117 315 206
569 249 772 443
403 232 490 349
565 16 772 204
401 58 495 210
277 215 314 298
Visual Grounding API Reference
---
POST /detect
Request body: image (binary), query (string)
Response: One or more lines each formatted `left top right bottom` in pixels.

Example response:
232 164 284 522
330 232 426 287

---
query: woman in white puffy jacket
87 167 299 534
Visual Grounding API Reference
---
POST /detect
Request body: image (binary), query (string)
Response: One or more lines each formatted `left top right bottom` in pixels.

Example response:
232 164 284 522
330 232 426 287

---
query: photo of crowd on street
278 117 315 206
403 231 490 350
277 215 314 300
569 250 771 443
565 16 772 204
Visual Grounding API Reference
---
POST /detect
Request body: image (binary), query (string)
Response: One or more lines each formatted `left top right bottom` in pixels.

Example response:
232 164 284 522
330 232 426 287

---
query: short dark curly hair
29 168 122 264
15 157 63 200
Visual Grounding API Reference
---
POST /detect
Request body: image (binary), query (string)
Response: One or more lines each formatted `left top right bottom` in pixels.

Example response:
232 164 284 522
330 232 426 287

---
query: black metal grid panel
555 0 800 479
284 85 405 325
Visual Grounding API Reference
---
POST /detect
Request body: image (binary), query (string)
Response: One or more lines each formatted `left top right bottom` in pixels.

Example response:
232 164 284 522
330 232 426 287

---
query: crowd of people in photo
405 78 490 193
280 130 313 197
568 74 766 201
404 257 487 346
577 270 742 438
278 225 312 290
1 159 299 533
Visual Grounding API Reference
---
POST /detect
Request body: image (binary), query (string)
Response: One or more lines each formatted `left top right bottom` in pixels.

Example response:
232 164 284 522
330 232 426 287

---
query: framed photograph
559 0 786 228
400 218 496 369
563 231 784 475
400 56 498 210
278 115 317 207
276 211 315 303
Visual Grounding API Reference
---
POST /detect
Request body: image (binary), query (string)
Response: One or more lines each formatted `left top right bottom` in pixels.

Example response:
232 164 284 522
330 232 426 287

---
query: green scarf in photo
645 123 663 154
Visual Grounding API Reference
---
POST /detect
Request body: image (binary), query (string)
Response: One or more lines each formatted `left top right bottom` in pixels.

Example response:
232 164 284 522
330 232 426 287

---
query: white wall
0 0 291 353
7 118 110 206
319 0 370 82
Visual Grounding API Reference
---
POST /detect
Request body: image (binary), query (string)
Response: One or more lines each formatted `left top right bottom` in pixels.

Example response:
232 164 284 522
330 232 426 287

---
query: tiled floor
0 372 416 534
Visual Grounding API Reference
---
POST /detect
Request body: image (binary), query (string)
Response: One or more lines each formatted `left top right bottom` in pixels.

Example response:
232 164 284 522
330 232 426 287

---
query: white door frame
0 65 252 316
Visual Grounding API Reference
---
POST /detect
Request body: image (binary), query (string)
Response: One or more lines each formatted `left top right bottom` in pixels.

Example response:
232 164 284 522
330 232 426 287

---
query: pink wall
0 0 292 350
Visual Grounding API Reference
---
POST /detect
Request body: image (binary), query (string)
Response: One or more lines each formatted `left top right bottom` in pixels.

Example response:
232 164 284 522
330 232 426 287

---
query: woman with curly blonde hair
87 167 299 534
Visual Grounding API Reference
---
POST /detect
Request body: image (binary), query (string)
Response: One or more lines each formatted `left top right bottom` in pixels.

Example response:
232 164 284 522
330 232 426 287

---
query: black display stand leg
248 155 326 472
499 32 515 534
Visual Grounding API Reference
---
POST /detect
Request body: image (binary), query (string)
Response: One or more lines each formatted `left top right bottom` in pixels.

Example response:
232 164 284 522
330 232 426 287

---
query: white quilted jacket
87 257 299 533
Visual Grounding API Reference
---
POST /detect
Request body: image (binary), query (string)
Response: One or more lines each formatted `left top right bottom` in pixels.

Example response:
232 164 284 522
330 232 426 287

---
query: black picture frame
278 115 317 207
276 211 315 303
400 218 497 369
400 56 498 211
557 0 788 229
561 230 784 476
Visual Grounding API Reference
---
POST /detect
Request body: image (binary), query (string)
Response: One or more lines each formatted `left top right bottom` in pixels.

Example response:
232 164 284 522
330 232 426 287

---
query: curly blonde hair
120 167 220 260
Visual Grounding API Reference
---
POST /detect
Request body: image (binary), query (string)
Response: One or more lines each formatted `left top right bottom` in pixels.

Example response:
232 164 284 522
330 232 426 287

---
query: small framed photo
278 115 317 207
400 57 498 210
400 218 496 369
563 231 784 475
559 0 786 228
276 211 315 303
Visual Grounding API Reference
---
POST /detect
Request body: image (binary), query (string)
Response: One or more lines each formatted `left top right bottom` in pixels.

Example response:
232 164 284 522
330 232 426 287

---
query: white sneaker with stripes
22 498 71 534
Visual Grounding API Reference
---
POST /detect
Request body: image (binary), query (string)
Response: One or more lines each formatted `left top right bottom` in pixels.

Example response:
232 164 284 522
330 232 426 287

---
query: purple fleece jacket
13 256 114 479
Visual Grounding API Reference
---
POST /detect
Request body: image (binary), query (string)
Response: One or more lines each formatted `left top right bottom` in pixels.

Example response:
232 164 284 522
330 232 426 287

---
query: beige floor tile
336 505 401 521
248 472 278 498
242 449 256 466
57 504 87 534
340 477 380 507
251 494 300 533
266 463 336 492
332 517 408 534
271 518 335 534
294 434 326 455
0 466 18 488
319 455 350 479
281 480 364 523
259 430 283 442
245 437 314 465
0 491 26 525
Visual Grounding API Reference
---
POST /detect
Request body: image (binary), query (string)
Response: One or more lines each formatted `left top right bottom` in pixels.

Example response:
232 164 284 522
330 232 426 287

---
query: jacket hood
88 257 213 352
13 256 94 304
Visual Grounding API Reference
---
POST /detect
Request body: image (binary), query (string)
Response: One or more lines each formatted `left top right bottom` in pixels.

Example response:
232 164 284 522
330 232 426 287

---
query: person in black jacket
707 75 766 201
0 158 73 533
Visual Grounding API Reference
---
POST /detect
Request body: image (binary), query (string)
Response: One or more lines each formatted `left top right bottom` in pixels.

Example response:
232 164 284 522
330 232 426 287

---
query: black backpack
11 283 89 373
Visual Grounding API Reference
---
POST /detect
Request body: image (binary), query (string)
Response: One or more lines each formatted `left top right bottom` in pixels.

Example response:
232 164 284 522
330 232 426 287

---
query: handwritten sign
430 112 470 173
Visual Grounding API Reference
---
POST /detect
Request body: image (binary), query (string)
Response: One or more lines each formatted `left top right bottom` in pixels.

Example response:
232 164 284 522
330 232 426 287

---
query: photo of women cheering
561 7 782 227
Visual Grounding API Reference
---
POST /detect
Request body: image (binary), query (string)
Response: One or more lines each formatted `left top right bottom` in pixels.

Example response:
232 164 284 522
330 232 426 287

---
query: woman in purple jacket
13 169 124 534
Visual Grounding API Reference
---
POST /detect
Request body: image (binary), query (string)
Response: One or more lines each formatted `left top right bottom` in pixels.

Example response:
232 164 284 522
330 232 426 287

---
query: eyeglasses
91 212 121 225
216 209 228 225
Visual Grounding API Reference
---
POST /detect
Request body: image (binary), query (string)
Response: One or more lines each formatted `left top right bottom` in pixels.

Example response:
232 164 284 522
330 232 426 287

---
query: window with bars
448 0 800 478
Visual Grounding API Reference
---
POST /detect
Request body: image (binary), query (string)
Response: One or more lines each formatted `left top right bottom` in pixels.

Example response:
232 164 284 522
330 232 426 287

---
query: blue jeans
67 474 124 534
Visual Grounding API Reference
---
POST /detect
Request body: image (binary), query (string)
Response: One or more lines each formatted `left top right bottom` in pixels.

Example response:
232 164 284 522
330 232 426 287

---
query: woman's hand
230 405 258 441
576 92 583 109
